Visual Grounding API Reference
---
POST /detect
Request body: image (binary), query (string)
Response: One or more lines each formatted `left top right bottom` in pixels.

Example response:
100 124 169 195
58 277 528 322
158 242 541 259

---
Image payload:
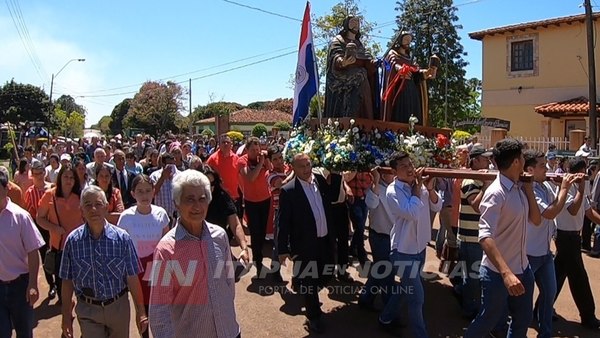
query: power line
5 0 46 83
221 0 302 22
11 0 48 80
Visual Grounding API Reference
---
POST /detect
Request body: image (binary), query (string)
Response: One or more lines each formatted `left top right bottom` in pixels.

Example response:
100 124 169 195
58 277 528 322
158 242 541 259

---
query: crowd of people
1 131 600 338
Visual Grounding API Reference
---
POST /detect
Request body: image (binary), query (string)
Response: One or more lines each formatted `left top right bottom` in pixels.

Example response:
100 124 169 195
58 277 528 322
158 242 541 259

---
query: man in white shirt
523 150 576 337
379 152 442 337
465 139 541 337
553 157 600 330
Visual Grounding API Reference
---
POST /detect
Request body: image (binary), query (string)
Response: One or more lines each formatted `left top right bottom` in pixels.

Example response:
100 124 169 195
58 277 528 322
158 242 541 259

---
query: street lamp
49 58 85 110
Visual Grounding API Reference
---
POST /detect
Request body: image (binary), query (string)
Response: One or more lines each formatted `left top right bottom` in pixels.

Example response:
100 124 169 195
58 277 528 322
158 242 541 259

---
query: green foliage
248 98 293 114
53 106 85 138
313 0 381 87
251 123 268 138
192 101 243 121
124 81 185 136
273 121 291 131
227 130 244 144
395 0 480 127
452 130 471 141
201 128 215 137
109 98 131 135
0 80 50 125
55 95 86 116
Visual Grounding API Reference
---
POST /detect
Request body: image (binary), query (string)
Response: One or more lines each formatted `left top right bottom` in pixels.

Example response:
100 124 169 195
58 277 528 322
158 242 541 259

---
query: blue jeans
0 274 34 338
359 230 391 305
348 199 368 261
465 266 534 338
380 249 428 338
458 241 482 317
528 254 557 338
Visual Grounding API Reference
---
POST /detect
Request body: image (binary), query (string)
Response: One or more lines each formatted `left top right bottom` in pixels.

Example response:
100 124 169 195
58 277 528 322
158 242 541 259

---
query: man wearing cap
45 154 62 184
546 152 558 173
59 153 72 168
456 143 493 319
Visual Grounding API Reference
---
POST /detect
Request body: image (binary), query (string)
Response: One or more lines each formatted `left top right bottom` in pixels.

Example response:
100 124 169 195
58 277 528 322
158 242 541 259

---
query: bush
252 123 268 138
273 121 291 131
452 130 471 141
226 130 244 144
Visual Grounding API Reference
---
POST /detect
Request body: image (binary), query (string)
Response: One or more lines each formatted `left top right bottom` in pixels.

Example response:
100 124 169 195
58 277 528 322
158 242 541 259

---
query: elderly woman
93 163 124 224
149 170 240 338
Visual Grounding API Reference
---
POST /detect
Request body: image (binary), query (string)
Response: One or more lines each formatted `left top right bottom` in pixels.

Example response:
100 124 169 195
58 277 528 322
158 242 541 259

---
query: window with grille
511 40 534 71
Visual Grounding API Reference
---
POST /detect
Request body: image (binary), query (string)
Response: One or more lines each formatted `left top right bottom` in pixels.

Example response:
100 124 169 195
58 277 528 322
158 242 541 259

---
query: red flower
436 134 450 148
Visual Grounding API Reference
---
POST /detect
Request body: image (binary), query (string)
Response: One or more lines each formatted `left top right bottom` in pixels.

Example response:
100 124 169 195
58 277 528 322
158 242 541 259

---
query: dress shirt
527 181 556 257
555 183 590 231
387 179 442 255
149 221 239 338
0 198 45 281
478 174 529 274
150 168 179 217
60 222 141 300
298 176 328 237
365 181 394 235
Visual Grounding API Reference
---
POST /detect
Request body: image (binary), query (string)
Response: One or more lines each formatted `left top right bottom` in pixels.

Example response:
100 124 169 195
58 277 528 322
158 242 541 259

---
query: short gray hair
172 169 212 205
80 185 108 207
0 166 9 177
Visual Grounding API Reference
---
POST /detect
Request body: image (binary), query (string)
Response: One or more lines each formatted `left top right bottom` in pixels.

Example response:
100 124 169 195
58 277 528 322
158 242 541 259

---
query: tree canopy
0 80 50 125
109 98 131 135
91 116 112 135
55 95 86 116
192 101 243 121
124 81 185 136
54 106 85 138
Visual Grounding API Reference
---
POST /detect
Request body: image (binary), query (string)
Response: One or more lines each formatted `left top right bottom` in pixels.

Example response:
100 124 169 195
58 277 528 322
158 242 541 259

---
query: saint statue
324 16 378 119
381 32 439 125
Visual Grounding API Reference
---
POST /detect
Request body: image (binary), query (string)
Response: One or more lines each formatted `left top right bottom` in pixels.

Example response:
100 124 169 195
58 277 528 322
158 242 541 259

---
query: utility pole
585 0 597 152
189 78 193 134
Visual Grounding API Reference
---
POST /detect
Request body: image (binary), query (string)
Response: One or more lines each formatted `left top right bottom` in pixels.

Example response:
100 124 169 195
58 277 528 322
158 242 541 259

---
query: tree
252 123 268 138
108 98 131 135
395 0 474 127
313 0 381 87
201 128 215 138
0 80 50 125
124 81 185 136
264 98 293 114
273 121 291 131
192 101 243 121
91 116 113 135
55 95 86 116
53 106 85 138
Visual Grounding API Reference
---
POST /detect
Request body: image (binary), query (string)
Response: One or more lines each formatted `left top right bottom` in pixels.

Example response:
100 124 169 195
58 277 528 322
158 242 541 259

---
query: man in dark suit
111 150 137 208
277 153 338 334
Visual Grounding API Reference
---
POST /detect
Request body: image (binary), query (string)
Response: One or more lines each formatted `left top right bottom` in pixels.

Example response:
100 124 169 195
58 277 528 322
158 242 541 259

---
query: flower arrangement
283 116 456 171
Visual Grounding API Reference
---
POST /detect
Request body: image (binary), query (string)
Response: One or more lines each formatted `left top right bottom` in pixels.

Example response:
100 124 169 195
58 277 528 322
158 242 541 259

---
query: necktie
120 170 126 191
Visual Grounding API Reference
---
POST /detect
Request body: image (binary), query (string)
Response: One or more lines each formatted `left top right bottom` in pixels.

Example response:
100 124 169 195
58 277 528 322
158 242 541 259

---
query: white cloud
0 15 117 127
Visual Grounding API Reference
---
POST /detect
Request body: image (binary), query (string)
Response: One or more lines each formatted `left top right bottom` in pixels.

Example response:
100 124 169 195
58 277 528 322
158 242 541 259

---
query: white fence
474 136 570 153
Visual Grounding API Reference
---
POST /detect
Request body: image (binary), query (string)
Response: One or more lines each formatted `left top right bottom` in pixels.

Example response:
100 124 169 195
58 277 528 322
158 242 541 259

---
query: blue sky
0 0 590 126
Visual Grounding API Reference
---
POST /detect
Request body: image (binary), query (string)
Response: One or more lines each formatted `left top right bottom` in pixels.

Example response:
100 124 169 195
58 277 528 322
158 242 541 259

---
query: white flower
334 121 340 127
352 127 359 133
375 133 381 139
327 118 333 126
350 119 356 125
375 159 382 165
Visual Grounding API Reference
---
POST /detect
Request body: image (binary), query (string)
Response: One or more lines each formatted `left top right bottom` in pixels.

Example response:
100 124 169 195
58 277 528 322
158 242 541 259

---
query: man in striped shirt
457 144 492 319
24 161 54 299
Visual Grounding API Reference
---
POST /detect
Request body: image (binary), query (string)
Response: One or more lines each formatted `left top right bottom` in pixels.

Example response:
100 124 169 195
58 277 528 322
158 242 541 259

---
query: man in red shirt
206 134 242 221
237 137 272 278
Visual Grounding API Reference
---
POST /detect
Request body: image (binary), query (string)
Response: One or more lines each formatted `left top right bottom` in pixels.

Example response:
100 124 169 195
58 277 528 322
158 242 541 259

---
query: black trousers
245 199 271 271
295 237 332 320
554 230 597 322
330 203 350 270
582 216 594 250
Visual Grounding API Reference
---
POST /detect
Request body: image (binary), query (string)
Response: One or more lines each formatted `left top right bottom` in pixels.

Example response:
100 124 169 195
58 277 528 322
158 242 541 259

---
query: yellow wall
478 20 600 137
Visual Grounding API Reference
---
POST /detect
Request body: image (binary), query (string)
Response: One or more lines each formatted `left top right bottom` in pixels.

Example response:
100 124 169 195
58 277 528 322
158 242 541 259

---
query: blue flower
384 131 395 141
330 143 337 150
350 151 357 161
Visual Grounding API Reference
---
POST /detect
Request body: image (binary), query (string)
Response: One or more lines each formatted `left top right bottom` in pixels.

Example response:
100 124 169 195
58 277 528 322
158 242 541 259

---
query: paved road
22 224 600 338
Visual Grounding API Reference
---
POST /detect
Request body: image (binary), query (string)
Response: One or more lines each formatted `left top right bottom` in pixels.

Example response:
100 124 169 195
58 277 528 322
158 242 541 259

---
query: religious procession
2 1 600 338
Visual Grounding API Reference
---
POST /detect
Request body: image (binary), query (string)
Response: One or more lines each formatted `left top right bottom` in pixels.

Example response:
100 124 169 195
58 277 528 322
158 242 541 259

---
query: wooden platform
309 117 451 138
